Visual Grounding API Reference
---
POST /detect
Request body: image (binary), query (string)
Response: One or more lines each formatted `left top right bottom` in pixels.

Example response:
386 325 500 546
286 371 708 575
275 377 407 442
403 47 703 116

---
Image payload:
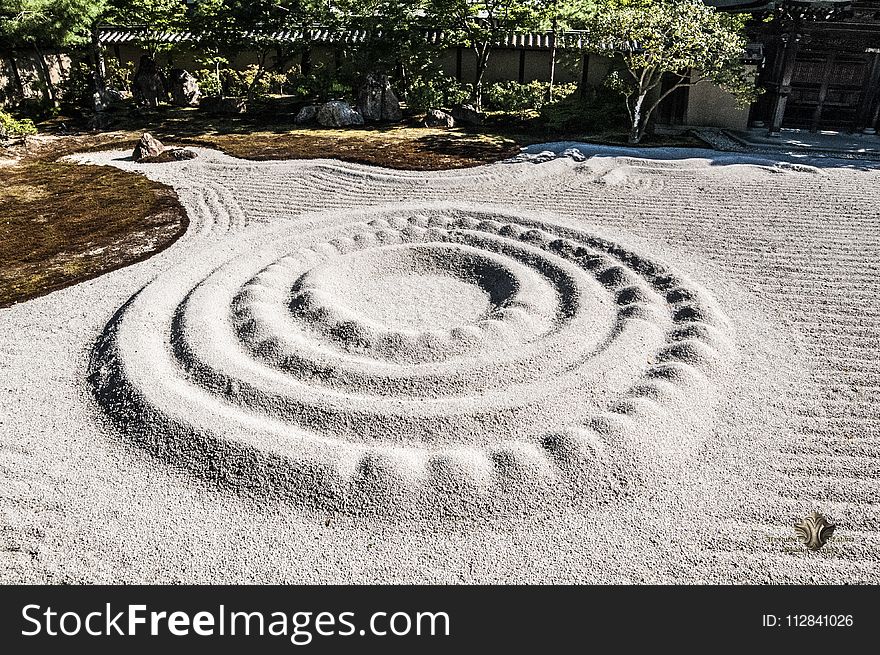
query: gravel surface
1 143 878 583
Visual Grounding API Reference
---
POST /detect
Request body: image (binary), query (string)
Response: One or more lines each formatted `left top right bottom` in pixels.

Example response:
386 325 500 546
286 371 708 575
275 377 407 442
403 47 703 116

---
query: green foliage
424 0 541 108
485 80 577 112
540 87 629 133
219 64 299 98
0 108 37 136
335 0 436 84
194 68 222 97
586 0 756 142
105 58 135 91
0 0 106 48
103 0 188 57
407 75 470 111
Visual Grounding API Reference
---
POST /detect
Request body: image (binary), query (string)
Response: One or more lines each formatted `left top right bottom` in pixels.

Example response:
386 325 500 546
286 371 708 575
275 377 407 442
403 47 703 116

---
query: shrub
289 70 353 103
105 59 135 92
194 68 222 97
0 109 37 138
540 86 629 134
485 81 578 112
407 75 471 111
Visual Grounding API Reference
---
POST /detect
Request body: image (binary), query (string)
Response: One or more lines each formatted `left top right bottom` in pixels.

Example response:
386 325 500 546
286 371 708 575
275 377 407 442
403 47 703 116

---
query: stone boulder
424 108 455 128
168 68 201 107
131 56 165 108
356 74 402 122
316 101 364 127
200 96 247 115
295 105 318 125
451 104 484 126
133 132 165 161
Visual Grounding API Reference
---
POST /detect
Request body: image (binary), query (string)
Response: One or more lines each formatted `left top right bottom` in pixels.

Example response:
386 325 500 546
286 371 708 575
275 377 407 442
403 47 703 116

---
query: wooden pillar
857 50 880 133
518 49 526 83
768 31 799 136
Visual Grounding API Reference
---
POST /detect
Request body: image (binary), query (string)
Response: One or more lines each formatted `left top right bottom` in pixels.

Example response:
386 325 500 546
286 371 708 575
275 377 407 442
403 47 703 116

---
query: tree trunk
4 51 26 104
32 42 58 108
628 92 647 144
90 25 110 112
90 25 106 80
547 23 558 102
472 45 491 111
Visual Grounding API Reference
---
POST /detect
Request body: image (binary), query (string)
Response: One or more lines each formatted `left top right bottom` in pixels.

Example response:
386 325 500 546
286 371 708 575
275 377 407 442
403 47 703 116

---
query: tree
104 0 187 60
0 0 106 106
532 0 583 100
193 0 335 100
588 0 756 143
336 0 434 94
426 0 538 111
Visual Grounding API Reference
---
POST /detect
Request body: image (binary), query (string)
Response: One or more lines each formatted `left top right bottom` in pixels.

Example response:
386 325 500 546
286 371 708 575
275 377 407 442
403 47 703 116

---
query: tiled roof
97 26 628 51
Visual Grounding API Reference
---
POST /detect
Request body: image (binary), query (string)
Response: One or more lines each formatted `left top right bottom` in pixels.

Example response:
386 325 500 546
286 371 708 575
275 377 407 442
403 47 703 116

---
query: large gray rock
424 108 455 128
168 68 201 107
356 74 402 122
295 105 318 125
316 101 364 127
133 132 164 161
451 104 485 126
131 56 165 108
200 96 247 115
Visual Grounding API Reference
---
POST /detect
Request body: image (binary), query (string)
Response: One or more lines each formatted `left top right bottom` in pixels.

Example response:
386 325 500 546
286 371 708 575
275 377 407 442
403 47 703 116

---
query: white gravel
1 143 878 583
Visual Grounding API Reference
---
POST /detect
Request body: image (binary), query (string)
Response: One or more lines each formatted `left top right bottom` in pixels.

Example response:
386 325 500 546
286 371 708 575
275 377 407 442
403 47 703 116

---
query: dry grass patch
182 126 520 170
0 161 186 308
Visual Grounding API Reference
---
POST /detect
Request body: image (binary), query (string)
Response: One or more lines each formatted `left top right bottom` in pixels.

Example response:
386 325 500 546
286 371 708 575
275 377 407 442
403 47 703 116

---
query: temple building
711 0 880 133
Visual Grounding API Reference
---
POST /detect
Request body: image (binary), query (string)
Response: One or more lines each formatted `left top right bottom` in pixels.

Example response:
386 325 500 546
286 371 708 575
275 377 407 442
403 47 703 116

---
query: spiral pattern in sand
89 204 733 514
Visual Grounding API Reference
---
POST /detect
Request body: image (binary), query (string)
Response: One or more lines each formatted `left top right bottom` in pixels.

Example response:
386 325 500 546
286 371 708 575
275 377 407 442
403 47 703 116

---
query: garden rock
164 148 198 161
295 105 318 124
131 56 166 108
141 148 198 163
133 132 165 161
451 104 484 126
168 69 201 107
357 74 402 122
316 101 364 127
424 109 455 128
200 96 247 115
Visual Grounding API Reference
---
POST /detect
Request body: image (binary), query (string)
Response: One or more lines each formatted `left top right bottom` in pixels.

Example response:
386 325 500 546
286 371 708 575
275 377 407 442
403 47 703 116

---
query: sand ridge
88 200 734 516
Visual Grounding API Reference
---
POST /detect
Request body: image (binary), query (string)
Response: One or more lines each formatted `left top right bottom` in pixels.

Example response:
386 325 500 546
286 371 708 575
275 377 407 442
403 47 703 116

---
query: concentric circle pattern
90 204 733 514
